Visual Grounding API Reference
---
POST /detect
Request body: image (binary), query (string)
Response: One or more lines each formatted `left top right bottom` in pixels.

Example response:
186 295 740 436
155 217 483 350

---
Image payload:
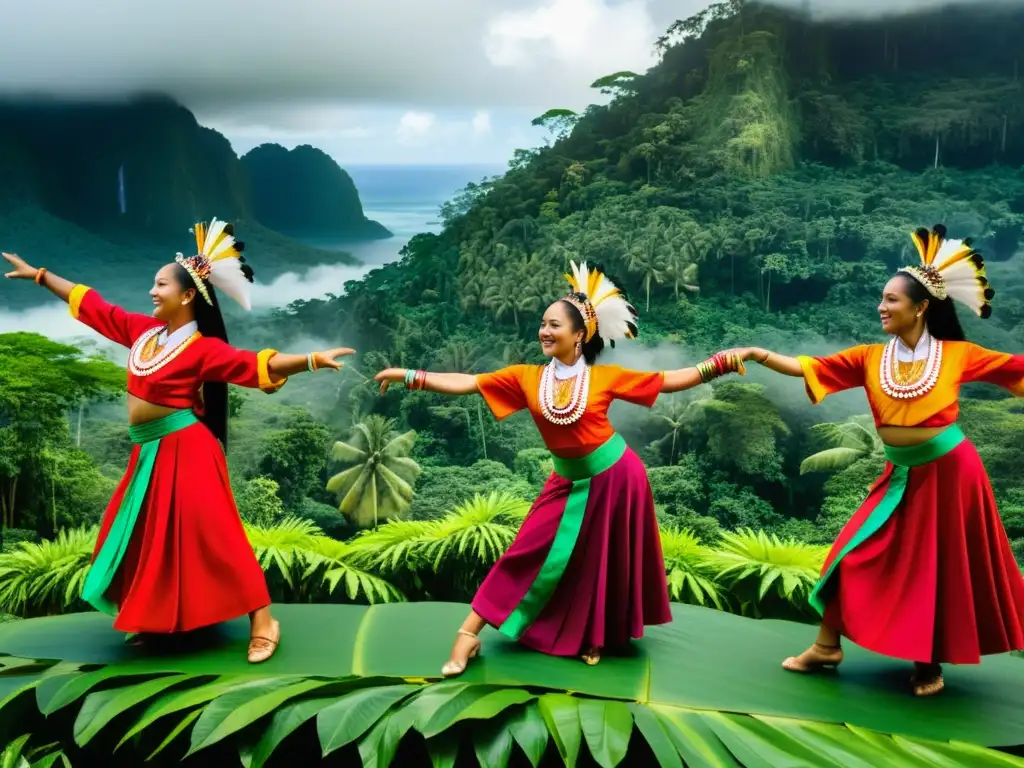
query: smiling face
150 263 197 322
878 275 927 337
539 301 584 361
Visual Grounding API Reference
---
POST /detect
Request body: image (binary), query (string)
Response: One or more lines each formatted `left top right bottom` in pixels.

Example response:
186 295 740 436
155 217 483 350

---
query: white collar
895 328 931 363
157 320 198 347
551 355 586 380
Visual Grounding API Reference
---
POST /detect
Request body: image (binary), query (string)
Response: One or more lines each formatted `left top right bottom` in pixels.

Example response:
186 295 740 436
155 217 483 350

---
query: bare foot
581 646 601 666
782 642 844 673
441 629 481 677
911 662 944 696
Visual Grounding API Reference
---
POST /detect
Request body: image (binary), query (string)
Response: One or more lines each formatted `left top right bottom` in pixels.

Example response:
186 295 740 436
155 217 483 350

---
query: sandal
247 619 280 664
782 642 844 673
581 647 601 666
911 663 944 697
441 629 481 677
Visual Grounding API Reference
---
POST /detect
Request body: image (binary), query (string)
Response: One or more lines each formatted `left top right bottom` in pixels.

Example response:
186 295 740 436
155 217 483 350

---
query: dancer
725 225 1024 696
375 262 746 676
2 219 354 663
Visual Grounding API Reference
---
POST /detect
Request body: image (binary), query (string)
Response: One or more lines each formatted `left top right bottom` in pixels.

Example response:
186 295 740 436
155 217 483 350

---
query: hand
2 252 38 280
314 348 356 370
374 368 407 395
722 347 763 363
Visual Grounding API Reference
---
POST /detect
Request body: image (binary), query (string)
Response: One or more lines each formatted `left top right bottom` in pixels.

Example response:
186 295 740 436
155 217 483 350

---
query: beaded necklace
128 322 201 378
879 335 943 400
538 357 590 426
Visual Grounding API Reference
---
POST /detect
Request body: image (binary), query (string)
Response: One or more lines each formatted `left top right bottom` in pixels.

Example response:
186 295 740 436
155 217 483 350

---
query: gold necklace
891 358 926 386
552 377 576 409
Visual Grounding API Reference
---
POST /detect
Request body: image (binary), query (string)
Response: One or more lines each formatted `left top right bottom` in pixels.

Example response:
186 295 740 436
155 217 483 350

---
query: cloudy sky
0 0 1016 165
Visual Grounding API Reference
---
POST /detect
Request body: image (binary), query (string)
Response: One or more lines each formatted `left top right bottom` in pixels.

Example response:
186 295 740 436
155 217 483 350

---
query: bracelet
34 267 47 285
404 369 415 388
306 353 315 373
697 352 745 383
414 369 427 391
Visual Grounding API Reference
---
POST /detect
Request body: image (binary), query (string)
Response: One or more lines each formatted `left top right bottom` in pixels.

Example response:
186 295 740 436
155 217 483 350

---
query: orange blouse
798 342 1024 428
475 364 665 458
69 285 286 411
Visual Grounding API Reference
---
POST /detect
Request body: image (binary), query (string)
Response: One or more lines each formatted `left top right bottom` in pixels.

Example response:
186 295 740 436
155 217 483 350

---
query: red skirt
818 436 1024 664
93 420 270 633
472 437 672 656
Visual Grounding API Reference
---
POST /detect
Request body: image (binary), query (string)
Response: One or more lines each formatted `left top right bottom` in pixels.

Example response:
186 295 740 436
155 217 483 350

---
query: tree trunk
76 402 85 447
476 400 488 460
934 133 940 169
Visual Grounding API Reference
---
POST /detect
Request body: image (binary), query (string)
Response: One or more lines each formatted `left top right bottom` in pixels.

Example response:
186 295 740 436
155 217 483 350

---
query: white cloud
395 111 438 145
471 110 493 137
485 0 658 77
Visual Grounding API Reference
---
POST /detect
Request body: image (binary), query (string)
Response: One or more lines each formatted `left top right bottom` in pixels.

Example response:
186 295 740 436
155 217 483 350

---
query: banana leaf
1 602 1023 766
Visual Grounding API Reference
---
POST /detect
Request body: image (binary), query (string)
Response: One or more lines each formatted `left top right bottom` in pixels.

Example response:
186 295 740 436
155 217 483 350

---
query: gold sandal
441 629 481 677
782 642 843 673
581 647 601 666
911 664 944 697
247 619 280 664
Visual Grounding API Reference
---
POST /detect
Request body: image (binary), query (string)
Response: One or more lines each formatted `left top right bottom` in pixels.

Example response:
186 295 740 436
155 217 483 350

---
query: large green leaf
2 602 1024 765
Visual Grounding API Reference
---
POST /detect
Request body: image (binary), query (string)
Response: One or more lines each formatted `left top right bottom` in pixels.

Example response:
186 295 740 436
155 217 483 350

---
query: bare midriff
877 425 948 448
127 394 187 426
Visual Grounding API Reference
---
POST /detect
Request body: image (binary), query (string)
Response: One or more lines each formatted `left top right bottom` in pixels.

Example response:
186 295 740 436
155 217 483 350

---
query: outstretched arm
743 347 804 377
375 367 479 396
4 252 75 303
661 350 749 393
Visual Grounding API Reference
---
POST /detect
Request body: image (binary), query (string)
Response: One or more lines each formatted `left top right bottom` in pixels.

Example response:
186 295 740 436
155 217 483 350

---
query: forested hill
0 97 383 310
271 0 1024 363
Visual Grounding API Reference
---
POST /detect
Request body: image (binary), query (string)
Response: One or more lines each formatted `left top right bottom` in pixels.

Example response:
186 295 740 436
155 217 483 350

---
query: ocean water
244 163 503 309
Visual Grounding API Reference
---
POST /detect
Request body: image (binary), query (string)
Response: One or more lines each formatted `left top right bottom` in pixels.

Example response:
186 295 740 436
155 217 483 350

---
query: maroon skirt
471 434 671 656
815 429 1024 664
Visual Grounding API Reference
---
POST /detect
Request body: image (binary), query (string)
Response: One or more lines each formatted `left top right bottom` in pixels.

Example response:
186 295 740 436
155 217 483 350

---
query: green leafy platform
1 602 1022 767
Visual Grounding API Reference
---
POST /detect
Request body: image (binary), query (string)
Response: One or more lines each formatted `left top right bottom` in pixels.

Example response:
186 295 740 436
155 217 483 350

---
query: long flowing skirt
85 411 270 634
472 436 671 656
814 427 1024 664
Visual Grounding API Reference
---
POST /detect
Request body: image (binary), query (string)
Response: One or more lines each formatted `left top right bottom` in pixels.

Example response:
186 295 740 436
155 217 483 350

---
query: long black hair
894 271 966 341
169 262 232 447
560 292 607 365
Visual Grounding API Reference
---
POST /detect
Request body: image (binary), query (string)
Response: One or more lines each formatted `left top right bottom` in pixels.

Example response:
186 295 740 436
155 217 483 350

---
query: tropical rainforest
1 1 1024 764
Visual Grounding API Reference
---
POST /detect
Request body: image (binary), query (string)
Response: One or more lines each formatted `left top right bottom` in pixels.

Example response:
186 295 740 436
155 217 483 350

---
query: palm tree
799 414 883 475
326 416 422 529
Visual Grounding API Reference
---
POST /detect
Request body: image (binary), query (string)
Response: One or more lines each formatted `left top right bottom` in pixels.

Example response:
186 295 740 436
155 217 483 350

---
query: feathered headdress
175 217 255 310
899 224 994 318
563 261 639 343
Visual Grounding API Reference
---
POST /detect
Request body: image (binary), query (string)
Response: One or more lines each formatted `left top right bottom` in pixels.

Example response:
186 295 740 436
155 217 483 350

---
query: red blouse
798 341 1024 428
475 364 664 458
69 285 285 410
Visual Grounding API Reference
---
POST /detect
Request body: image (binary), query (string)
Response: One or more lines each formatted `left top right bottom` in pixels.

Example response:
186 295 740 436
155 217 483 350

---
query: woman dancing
375 262 745 676
726 225 1024 696
2 219 353 663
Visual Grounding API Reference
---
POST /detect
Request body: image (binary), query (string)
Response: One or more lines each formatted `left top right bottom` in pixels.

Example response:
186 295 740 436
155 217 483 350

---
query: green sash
82 409 199 616
498 433 628 640
808 423 965 615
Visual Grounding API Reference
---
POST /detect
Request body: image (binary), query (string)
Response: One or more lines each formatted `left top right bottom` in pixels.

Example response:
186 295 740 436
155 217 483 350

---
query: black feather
241 264 255 283
223 223 235 236
980 304 993 319
984 287 995 300
932 223 947 239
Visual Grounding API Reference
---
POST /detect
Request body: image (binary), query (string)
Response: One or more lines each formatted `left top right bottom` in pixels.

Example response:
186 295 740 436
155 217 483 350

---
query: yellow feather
193 223 206 254
925 231 941 265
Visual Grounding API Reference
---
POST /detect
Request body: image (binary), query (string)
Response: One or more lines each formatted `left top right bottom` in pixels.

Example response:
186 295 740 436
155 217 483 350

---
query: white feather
932 238 970 272
568 260 637 341
209 259 252 311
940 258 987 316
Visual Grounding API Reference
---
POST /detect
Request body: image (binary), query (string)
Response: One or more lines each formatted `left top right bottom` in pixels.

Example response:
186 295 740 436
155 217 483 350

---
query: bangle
404 369 415 388
34 267 47 285
413 369 427 390
306 353 315 373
